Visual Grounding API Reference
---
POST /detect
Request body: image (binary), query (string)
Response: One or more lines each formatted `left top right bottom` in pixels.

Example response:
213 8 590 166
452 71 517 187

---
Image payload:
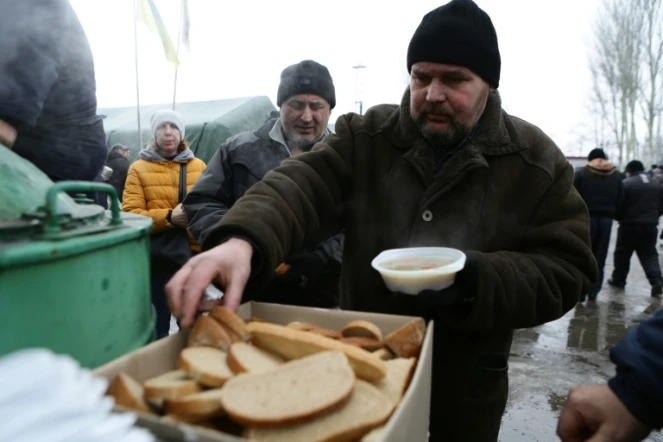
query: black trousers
589 217 614 297
150 258 180 339
611 224 663 286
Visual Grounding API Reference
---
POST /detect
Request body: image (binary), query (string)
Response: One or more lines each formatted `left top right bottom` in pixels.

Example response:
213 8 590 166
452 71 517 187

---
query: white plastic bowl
371 247 466 295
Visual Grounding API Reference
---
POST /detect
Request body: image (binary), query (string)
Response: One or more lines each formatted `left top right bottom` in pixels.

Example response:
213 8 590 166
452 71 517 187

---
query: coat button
422 210 433 222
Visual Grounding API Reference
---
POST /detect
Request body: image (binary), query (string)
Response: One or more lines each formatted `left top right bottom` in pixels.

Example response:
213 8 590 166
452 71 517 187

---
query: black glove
273 252 326 290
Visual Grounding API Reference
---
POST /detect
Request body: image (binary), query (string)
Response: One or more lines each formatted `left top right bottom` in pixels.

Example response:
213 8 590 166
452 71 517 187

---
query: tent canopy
100 96 276 164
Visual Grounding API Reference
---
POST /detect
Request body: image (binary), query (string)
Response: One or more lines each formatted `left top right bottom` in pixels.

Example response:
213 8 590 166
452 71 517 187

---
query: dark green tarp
99 96 276 164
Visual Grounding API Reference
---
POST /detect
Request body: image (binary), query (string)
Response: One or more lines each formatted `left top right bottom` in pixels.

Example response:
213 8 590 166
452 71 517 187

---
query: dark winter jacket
105 151 129 202
616 173 663 225
183 118 343 307
573 159 623 218
609 307 663 430
204 89 597 441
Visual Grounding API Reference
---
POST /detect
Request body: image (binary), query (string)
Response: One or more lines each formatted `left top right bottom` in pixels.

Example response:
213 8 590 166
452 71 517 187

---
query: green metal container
0 146 154 368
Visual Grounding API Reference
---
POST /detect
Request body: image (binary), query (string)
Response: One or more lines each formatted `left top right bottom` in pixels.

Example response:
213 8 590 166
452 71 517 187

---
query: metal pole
133 0 143 150
352 64 366 116
172 0 183 110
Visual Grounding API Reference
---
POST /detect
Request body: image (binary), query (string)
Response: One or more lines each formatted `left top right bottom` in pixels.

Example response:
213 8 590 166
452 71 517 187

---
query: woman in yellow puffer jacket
122 109 205 338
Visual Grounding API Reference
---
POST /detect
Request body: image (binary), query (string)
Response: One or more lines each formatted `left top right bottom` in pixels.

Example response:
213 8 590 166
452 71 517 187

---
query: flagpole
172 0 183 110
133 0 144 150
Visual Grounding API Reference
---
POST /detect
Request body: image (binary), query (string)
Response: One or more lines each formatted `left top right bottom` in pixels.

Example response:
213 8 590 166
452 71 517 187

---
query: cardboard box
93 302 434 442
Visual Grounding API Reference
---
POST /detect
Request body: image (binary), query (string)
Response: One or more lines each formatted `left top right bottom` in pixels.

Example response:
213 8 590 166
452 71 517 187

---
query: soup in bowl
371 247 466 295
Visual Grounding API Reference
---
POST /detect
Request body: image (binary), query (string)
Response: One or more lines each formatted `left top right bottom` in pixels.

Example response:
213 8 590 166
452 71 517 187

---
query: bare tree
638 0 663 163
589 0 644 166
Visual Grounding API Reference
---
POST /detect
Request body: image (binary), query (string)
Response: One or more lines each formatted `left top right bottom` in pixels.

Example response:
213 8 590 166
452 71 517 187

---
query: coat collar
384 87 528 157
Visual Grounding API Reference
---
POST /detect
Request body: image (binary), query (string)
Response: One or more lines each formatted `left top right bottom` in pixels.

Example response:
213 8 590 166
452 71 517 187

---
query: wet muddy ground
499 225 663 441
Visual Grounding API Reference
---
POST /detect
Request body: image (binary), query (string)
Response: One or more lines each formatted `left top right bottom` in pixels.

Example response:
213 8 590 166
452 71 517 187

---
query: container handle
44 181 122 234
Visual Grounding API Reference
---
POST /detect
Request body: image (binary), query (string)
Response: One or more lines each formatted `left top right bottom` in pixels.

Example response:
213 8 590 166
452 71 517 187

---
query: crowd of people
1 0 661 441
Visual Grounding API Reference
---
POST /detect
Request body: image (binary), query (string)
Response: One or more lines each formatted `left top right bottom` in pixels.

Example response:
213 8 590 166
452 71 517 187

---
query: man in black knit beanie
167 2 596 441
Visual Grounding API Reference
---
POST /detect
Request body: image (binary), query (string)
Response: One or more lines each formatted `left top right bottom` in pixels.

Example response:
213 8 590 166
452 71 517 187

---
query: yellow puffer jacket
122 147 206 252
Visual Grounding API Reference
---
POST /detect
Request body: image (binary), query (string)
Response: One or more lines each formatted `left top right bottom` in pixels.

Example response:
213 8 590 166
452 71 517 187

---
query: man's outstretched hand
166 238 253 328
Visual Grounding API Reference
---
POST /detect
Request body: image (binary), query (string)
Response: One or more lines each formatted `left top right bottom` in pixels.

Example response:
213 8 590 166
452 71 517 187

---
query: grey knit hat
150 109 185 140
277 60 336 109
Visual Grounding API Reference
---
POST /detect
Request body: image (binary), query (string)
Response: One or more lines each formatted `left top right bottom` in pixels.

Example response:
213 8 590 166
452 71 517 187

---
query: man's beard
286 127 322 152
287 135 317 151
415 105 470 149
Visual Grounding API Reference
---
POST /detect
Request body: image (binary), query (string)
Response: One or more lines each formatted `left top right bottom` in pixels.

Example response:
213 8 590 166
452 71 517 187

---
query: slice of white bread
287 322 342 340
247 322 386 381
309 327 343 340
341 320 383 341
164 388 225 419
220 351 355 427
286 321 317 331
244 380 392 442
178 347 234 388
339 337 384 352
188 315 233 351
383 318 425 358
209 306 252 342
371 358 417 412
107 372 153 414
360 425 386 442
143 370 201 403
372 348 395 361
227 342 284 374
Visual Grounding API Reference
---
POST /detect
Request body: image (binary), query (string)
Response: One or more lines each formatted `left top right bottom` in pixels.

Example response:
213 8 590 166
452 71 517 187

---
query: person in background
122 109 206 338
646 163 657 177
166 1 597 440
105 144 131 202
573 148 622 302
608 160 663 298
557 308 663 442
0 0 107 191
183 60 343 308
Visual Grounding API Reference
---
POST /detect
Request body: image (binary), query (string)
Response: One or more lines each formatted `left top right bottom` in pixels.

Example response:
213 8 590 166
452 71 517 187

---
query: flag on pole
137 0 180 66
181 0 190 53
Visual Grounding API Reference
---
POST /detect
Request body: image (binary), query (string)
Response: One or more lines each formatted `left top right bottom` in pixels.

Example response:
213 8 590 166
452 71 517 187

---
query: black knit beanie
587 148 607 161
407 0 501 88
277 60 336 109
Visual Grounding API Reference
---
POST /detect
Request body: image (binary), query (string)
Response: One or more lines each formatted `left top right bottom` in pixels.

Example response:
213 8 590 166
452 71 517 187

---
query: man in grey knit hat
183 60 343 309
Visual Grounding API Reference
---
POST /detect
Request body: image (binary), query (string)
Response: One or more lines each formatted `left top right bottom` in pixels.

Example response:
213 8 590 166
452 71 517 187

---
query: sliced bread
341 320 383 341
286 321 317 332
360 425 386 442
188 315 233 351
372 348 395 361
339 337 384 352
227 342 284 374
247 322 386 381
178 347 234 388
164 388 225 419
383 318 426 358
371 358 417 412
106 372 153 414
143 370 201 402
287 322 342 339
209 306 252 342
244 380 392 442
220 351 355 427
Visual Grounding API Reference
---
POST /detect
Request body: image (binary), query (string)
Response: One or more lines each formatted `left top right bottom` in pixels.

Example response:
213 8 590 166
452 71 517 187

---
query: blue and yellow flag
137 0 180 66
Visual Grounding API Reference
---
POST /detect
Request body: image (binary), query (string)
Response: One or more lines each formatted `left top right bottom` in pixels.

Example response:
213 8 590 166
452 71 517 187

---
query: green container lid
0 145 152 266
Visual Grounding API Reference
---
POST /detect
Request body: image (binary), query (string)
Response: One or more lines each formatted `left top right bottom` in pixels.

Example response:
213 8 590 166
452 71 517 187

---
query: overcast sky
70 0 602 156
